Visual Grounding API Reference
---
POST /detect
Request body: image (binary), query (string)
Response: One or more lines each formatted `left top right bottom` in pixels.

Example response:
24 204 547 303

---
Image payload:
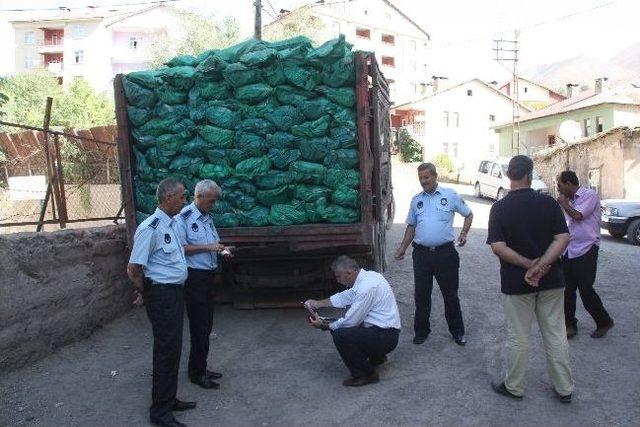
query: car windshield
501 164 541 180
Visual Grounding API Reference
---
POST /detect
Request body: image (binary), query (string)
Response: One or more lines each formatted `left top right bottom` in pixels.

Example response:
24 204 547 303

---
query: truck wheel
474 182 482 198
627 219 640 245
608 230 626 239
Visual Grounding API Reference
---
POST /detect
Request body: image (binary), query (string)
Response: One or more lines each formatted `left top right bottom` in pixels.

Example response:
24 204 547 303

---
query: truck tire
627 219 640 245
608 230 626 239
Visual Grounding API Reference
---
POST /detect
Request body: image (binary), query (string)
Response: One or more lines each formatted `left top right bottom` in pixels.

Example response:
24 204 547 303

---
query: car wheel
474 182 482 198
608 230 626 239
497 188 505 200
627 219 640 245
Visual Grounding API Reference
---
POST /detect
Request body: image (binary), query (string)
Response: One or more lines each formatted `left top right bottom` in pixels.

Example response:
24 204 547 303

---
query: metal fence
0 99 123 233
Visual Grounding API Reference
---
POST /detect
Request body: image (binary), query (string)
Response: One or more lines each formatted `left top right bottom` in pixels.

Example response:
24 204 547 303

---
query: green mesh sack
126 70 160 89
199 163 231 180
181 137 209 156
323 149 359 169
155 84 187 105
132 131 156 150
236 132 267 157
321 55 355 88
289 161 326 184
212 212 240 228
225 189 256 211
269 35 313 51
332 106 357 128
127 106 153 128
205 148 229 165
238 205 270 227
274 85 314 105
256 185 293 206
134 148 154 181
198 125 235 148
145 145 176 169
254 171 293 189
318 202 359 224
222 62 261 88
264 105 305 131
222 177 257 196
304 202 323 223
239 48 278 67
205 105 241 129
217 39 268 63
157 130 191 146
198 81 230 100
263 62 287 86
330 127 357 148
324 168 360 189
268 202 308 226
297 98 336 121
236 118 276 137
300 137 340 162
123 78 156 108
267 148 301 169
305 35 351 63
195 52 228 77
293 184 332 202
322 87 356 108
234 83 274 104
156 104 189 120
225 149 246 166
283 64 321 91
238 97 279 118
169 155 203 175
291 115 330 138
166 55 198 67
235 156 272 178
266 132 298 149
212 200 233 214
159 66 196 91
332 185 360 208
135 188 157 215
136 210 151 225
277 45 309 64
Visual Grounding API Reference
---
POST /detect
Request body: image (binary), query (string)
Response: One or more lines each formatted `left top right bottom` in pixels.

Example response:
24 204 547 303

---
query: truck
113 51 394 308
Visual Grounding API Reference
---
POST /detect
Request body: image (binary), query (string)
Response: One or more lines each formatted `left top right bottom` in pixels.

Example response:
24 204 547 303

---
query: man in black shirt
487 155 574 403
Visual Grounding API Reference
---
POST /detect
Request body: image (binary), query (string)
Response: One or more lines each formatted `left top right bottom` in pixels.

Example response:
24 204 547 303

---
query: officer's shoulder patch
148 217 160 229
180 209 193 220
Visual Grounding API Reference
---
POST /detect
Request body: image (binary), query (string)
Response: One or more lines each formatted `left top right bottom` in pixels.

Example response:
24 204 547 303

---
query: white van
474 157 548 200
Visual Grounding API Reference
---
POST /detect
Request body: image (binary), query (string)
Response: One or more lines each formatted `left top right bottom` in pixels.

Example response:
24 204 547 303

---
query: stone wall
0 225 131 371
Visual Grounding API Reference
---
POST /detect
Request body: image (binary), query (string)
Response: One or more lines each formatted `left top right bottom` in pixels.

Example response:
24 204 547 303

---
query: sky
1 0 639 83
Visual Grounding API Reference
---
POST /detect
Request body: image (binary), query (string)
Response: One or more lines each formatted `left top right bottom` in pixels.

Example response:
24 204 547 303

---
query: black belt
412 241 454 252
188 267 216 273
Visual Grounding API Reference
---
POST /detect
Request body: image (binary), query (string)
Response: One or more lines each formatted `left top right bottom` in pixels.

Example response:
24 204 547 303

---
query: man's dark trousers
145 283 184 421
184 268 216 378
331 326 400 378
412 242 464 338
563 245 612 328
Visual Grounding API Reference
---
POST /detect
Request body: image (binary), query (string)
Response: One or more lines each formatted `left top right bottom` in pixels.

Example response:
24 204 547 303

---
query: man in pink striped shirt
557 171 614 339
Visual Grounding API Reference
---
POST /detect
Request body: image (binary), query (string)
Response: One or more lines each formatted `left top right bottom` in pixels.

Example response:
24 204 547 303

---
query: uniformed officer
394 162 473 346
174 179 233 390
127 177 194 427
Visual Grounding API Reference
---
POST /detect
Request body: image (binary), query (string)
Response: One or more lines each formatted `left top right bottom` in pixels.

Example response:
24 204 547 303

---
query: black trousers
412 242 465 338
144 283 184 420
330 326 400 378
184 268 216 377
563 245 612 328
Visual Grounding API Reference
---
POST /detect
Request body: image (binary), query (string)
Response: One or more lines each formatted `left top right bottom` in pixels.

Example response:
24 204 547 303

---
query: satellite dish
558 120 581 142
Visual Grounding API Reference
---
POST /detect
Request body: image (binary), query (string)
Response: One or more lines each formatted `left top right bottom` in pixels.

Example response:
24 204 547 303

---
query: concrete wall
0 225 131 371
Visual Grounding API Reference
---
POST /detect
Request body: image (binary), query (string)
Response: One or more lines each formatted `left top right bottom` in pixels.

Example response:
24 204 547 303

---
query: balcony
37 40 64 54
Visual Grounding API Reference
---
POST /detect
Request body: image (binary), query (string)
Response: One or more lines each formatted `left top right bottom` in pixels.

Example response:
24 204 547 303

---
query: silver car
601 199 640 245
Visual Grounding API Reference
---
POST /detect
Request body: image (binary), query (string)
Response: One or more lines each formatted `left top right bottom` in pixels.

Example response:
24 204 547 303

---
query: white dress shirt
329 269 401 331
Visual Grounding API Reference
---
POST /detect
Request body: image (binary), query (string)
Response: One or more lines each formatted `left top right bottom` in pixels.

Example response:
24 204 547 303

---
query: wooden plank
0 133 19 159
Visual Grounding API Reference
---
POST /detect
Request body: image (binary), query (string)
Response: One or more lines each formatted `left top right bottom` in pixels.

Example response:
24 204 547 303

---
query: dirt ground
1 161 639 426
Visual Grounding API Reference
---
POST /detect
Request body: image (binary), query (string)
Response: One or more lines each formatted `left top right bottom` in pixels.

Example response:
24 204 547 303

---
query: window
481 161 493 174
491 163 502 178
489 114 496 122
74 50 84 64
419 83 427 95
443 111 449 127
467 89 473 96
355 27 370 39
24 31 35 45
129 37 139 50
588 168 600 193
596 116 603 133
582 118 591 137
443 142 449 155
24 56 35 69
381 34 395 45
548 135 556 146
72 24 86 38
51 33 60 45
381 56 395 67
452 143 459 159
524 87 528 93
453 112 459 127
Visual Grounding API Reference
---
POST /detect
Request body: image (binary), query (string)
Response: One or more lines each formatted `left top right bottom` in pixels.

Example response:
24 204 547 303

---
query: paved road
1 163 639 426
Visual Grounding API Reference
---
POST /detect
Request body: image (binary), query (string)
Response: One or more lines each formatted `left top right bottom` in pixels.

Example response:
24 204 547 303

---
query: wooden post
53 133 67 228
254 0 262 40
37 97 56 232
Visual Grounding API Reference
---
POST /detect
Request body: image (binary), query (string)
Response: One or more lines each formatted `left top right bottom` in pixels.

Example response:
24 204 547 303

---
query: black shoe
491 381 523 400
150 414 186 427
206 370 223 379
591 319 614 338
189 374 220 389
343 372 379 387
171 399 196 411
553 389 572 403
454 335 467 346
413 335 428 345
566 325 577 339
369 355 387 367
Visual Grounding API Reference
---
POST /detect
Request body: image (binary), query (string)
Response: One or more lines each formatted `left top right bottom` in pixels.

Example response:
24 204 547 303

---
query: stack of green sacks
124 35 361 227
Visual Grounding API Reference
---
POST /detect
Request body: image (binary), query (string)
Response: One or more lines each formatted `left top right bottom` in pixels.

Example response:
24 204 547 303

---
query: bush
434 153 455 174
397 128 422 162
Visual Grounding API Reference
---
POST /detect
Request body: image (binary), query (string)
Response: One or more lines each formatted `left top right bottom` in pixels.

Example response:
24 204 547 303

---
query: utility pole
254 0 262 40
493 30 521 155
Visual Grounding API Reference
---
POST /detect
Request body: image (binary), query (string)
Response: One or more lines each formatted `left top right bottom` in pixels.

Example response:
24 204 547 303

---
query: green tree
0 70 63 128
263 9 326 45
396 128 422 162
57 78 114 128
433 153 454 173
148 11 241 68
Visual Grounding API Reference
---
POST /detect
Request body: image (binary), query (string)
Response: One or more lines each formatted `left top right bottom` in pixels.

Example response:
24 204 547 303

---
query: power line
0 0 182 12
265 0 278 16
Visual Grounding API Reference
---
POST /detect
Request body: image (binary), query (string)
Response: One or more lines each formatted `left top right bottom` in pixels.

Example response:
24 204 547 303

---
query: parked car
474 158 548 200
601 199 640 245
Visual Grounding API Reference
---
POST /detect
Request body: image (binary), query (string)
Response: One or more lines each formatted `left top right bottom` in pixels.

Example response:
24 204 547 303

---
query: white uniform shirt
329 269 401 331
